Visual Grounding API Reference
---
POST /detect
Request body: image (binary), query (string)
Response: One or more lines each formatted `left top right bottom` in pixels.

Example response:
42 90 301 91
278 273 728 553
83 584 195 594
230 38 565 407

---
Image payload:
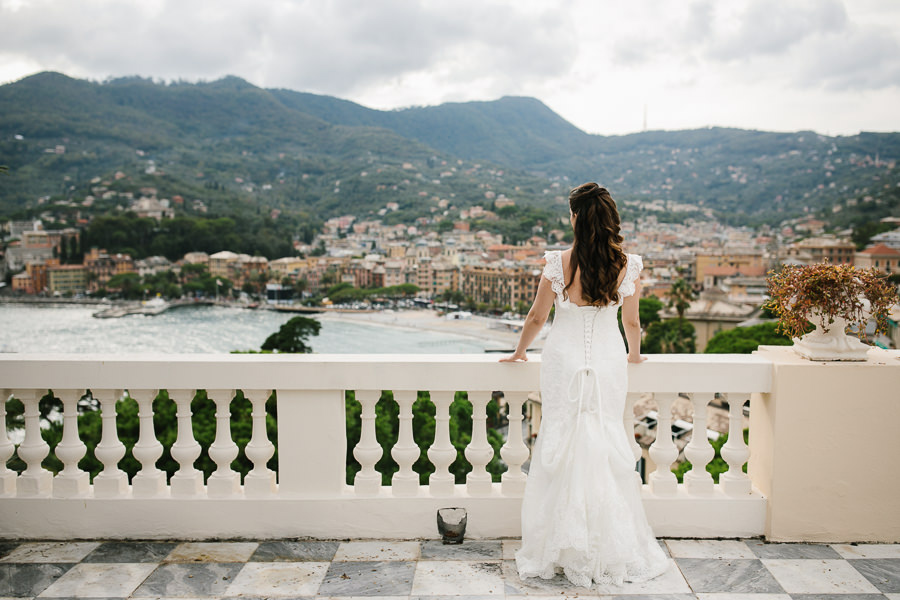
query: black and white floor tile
0 538 897 599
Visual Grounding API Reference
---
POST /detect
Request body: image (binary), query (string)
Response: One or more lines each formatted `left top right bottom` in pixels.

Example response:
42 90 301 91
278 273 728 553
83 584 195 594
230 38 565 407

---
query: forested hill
1 72 899 227
269 91 593 167
273 87 900 224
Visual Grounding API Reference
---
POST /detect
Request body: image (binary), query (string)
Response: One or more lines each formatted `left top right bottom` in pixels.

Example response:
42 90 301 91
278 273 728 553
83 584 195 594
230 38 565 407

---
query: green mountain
270 87 900 223
270 91 592 167
0 72 554 226
1 72 899 230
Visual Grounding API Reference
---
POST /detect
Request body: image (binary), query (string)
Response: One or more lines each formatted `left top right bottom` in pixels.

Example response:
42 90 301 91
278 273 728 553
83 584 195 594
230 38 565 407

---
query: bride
500 182 669 588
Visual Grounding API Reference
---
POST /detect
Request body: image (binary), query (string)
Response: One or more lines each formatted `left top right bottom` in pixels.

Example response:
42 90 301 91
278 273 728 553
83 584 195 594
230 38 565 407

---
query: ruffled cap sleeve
619 253 643 298
542 250 565 296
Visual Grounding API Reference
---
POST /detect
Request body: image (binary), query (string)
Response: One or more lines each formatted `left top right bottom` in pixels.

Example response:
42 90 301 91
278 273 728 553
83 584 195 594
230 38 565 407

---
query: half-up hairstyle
565 182 627 306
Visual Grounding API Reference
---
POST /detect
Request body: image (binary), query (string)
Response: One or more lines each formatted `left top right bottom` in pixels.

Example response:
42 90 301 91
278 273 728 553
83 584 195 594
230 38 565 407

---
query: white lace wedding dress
515 250 669 588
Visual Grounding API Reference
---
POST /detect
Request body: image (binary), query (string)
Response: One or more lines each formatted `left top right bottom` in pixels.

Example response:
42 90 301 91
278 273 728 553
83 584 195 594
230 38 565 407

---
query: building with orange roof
855 244 900 274
695 251 768 285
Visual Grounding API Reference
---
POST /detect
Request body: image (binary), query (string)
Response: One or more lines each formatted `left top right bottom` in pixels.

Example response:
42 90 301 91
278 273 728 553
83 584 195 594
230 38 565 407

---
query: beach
0 303 542 355
315 309 547 353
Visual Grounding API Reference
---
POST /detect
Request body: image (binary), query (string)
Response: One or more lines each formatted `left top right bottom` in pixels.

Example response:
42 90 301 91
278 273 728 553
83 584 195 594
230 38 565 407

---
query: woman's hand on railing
499 351 528 363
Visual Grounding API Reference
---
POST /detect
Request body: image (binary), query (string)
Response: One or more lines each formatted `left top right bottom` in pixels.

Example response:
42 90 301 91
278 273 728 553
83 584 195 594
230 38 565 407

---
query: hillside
1 72 899 230
271 87 900 224
0 73 554 225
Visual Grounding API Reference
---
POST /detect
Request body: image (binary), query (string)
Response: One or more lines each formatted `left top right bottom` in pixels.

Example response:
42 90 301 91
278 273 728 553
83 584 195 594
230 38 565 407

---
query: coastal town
3 186 900 352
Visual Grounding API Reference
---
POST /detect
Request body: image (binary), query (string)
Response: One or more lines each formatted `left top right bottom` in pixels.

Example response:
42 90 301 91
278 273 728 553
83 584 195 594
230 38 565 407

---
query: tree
67 236 79 265
260 316 321 353
639 296 664 325
644 318 697 353
666 278 696 319
704 322 791 354
106 272 143 300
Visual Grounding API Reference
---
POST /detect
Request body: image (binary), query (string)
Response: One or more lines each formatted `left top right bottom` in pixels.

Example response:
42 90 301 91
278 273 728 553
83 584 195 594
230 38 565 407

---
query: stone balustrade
2 349 897 542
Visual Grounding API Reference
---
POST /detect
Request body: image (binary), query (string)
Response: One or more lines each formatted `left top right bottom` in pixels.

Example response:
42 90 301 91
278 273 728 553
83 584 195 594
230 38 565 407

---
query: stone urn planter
765 263 897 362
791 312 871 361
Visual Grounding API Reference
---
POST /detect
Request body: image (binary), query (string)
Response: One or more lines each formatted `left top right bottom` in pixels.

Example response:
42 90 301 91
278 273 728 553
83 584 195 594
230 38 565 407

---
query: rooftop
3 538 896 597
859 243 900 256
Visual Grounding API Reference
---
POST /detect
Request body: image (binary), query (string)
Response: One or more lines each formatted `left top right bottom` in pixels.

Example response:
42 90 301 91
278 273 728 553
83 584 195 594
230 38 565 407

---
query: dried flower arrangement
765 262 898 340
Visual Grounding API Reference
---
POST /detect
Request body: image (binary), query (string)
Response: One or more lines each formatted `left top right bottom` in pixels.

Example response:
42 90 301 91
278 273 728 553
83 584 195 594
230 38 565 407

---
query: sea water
0 304 486 354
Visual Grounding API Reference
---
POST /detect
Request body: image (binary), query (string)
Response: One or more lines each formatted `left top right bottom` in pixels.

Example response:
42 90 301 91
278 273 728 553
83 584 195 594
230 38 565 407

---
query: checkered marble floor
1 538 898 599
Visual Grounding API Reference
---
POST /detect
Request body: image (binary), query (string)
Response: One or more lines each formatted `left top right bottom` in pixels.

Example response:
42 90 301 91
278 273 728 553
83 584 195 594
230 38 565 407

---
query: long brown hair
565 182 627 306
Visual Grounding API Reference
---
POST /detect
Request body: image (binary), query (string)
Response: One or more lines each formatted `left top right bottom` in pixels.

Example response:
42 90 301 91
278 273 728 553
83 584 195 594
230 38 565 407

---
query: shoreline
315 308 545 352
0 301 544 353
0 296 110 306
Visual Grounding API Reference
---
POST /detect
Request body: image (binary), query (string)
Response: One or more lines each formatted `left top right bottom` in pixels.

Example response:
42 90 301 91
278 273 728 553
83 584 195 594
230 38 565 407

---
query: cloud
0 0 576 100
710 0 848 61
795 26 900 91
0 0 898 134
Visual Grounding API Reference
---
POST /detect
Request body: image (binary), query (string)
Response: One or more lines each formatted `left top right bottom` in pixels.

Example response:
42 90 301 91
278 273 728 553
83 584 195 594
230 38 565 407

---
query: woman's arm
499 275 555 362
622 277 647 363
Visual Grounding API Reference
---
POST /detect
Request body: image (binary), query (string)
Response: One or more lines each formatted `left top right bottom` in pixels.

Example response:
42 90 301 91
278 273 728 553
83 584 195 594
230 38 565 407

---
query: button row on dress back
582 310 600 365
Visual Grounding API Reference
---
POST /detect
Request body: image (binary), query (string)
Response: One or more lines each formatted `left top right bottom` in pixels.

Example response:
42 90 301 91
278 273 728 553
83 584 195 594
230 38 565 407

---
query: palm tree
666 278 696 320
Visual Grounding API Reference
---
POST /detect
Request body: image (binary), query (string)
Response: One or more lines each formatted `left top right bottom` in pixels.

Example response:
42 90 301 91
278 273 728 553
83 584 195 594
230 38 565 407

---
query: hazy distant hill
1 72 899 226
270 91 592 167
271 87 900 222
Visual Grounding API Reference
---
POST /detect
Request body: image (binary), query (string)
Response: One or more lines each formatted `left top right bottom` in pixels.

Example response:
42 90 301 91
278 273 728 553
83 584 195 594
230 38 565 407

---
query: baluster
427 390 456 497
207 389 240 497
720 393 752 496
500 391 529 496
465 390 494 496
92 389 128 498
390 390 420 497
0 389 16 496
14 389 51 497
168 389 203 497
129 389 167 497
243 389 276 497
353 390 383 496
625 392 643 490
683 392 715 495
648 392 678 495
52 389 89 498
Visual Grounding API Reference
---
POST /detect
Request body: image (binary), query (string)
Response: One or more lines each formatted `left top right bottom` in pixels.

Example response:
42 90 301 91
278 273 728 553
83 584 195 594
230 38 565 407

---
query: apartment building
695 251 767 285
460 262 541 307
855 244 900 274
208 251 240 280
84 248 135 291
786 236 855 265
48 265 88 295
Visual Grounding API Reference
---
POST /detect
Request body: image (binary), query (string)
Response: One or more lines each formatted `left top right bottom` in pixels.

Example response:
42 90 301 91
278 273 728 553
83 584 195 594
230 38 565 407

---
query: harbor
0 304 502 354
92 297 217 318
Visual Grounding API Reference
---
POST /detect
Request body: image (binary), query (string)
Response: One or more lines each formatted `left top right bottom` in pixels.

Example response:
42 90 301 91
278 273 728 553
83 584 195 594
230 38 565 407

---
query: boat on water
141 297 169 315
93 296 169 318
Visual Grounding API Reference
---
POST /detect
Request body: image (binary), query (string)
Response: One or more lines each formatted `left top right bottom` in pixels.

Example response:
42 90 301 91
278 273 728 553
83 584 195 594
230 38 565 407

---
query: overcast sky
1 0 899 136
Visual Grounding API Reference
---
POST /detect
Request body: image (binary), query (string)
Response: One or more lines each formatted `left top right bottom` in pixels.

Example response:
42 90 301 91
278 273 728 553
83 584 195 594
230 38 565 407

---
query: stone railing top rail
0 353 772 393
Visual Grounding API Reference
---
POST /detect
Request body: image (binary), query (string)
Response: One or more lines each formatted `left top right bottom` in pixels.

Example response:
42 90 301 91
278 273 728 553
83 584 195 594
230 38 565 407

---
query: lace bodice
541 250 643 305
